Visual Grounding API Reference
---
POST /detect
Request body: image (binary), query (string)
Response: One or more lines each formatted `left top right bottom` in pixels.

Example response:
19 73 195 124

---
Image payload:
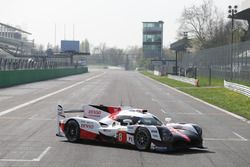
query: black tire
65 120 80 142
134 127 151 151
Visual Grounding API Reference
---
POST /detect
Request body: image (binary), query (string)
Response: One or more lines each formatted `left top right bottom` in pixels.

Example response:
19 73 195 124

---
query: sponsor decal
153 135 159 138
128 127 134 130
103 129 112 132
128 136 133 142
87 110 102 117
80 121 94 129
151 130 158 133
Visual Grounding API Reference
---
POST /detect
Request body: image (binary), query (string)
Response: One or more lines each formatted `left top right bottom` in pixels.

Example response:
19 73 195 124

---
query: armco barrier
224 80 250 97
0 67 88 88
168 74 199 87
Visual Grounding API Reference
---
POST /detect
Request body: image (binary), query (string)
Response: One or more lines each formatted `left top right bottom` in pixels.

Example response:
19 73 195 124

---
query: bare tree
178 0 223 49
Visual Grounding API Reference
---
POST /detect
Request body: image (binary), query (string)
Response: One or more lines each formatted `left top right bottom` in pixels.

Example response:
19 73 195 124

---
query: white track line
233 131 248 141
161 109 167 114
0 117 54 121
0 146 51 162
142 73 248 123
0 72 105 117
204 138 247 142
33 146 51 161
194 109 203 115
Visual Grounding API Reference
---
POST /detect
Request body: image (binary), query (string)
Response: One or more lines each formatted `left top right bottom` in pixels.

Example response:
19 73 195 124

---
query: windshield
137 116 163 126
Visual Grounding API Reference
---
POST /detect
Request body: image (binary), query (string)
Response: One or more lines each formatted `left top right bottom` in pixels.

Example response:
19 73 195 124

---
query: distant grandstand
0 22 34 57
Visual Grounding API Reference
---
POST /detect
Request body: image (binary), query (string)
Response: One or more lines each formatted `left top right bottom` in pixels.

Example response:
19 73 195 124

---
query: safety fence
0 55 87 71
224 80 250 97
178 40 250 84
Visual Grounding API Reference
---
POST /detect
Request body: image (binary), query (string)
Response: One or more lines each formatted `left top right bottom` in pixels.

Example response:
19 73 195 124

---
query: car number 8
117 131 126 143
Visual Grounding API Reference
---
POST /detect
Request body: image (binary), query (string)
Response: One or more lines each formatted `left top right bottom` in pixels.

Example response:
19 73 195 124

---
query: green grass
180 88 250 120
141 71 194 88
197 76 224 87
142 71 250 120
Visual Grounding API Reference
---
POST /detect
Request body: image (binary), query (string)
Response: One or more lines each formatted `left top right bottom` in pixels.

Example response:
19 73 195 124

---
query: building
0 22 33 56
142 21 164 58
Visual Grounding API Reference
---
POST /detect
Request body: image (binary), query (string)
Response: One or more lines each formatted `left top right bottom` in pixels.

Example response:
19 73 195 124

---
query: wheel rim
69 125 76 137
136 131 149 148
66 123 78 141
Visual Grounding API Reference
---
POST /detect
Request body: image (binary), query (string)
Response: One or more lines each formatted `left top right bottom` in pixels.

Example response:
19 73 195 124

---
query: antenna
64 24 66 40
54 24 57 46
73 24 75 41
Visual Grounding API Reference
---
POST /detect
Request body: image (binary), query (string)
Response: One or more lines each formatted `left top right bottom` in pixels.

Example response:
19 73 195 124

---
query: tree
178 0 223 49
178 0 247 50
84 39 90 53
80 39 90 53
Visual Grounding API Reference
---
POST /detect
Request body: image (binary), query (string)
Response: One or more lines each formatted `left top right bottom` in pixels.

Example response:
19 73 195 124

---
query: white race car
56 104 204 151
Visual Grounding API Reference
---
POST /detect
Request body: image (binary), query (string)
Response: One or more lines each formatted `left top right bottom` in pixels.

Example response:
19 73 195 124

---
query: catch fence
0 54 87 71
178 40 250 84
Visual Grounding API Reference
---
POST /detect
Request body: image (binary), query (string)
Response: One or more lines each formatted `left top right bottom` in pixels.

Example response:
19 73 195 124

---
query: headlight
193 125 202 137
159 128 173 142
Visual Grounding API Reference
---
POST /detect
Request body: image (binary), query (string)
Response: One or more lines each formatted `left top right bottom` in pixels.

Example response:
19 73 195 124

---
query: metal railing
168 74 199 86
224 80 250 97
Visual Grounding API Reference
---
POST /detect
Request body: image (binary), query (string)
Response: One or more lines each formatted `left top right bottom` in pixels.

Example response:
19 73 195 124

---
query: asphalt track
0 69 249 167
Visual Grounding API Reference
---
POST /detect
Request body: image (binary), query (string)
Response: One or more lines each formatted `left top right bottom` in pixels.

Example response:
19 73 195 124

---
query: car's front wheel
134 127 151 151
64 120 80 142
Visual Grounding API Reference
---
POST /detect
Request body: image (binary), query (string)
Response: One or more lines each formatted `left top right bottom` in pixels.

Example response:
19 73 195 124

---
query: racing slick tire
64 120 80 142
134 127 151 151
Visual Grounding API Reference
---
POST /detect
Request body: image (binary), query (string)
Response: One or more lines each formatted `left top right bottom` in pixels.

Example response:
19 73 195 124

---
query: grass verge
142 71 250 120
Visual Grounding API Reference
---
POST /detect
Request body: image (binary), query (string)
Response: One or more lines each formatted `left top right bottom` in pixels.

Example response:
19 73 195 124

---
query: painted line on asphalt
33 146 51 161
194 109 203 115
151 98 157 102
233 131 248 141
174 113 202 115
141 73 249 123
161 109 167 114
28 114 38 120
204 138 248 142
0 146 51 162
0 72 105 117
0 116 55 121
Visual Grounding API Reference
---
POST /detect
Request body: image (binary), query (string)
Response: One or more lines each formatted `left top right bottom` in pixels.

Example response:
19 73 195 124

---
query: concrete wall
0 67 88 88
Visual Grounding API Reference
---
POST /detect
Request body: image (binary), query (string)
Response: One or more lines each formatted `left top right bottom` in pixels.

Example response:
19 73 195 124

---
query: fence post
209 65 212 86
194 67 197 79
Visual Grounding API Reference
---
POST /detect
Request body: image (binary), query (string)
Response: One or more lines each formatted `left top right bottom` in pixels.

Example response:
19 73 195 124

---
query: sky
0 0 247 49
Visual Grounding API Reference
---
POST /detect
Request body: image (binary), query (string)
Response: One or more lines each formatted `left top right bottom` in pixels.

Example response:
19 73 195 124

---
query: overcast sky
0 0 247 49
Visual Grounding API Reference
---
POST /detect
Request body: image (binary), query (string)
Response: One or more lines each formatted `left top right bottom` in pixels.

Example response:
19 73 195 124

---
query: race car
56 104 204 151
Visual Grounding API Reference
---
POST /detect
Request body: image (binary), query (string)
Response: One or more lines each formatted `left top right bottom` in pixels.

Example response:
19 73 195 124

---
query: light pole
228 5 237 81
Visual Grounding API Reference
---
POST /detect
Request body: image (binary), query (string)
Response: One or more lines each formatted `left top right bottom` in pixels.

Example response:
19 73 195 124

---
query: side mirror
123 119 133 125
165 117 172 124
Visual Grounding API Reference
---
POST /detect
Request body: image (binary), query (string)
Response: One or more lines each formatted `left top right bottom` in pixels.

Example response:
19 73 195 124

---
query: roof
143 21 164 24
229 8 250 21
0 22 32 35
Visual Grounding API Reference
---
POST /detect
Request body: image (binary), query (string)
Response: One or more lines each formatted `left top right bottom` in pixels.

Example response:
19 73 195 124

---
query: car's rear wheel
134 127 151 151
65 120 80 142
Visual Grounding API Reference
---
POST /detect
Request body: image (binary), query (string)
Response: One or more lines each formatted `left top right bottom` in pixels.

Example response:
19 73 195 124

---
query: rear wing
56 104 122 136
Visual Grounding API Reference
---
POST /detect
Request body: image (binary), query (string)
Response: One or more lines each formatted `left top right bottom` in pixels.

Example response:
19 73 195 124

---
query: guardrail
154 70 162 76
224 80 250 97
168 74 199 86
